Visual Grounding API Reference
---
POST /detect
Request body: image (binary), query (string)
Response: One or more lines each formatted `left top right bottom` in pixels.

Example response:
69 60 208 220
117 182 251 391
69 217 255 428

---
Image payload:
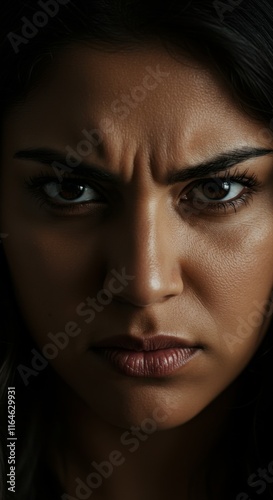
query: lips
90 334 203 377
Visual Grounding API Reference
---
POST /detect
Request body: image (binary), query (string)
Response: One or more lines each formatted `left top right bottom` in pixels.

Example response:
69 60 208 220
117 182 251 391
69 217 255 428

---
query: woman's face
1 44 273 429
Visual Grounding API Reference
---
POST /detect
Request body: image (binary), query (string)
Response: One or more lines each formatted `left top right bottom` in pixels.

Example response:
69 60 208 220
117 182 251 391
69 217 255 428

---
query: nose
103 196 184 307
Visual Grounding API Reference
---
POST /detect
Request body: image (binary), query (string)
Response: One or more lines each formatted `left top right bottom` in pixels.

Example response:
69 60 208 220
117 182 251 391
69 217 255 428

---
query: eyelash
24 170 107 215
23 167 262 216
181 167 261 215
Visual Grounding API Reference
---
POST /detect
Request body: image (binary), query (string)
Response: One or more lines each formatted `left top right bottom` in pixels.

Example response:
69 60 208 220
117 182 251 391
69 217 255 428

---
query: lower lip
91 347 201 377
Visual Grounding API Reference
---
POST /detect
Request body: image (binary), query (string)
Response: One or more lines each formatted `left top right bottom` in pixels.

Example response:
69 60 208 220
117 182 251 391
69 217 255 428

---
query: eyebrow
13 146 273 184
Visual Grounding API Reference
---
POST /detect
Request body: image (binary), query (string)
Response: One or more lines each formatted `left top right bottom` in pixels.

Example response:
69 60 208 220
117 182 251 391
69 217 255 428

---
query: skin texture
1 43 273 498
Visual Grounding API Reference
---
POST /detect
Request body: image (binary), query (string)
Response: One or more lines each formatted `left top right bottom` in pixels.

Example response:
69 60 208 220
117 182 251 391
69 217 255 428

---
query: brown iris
55 181 85 201
201 180 231 200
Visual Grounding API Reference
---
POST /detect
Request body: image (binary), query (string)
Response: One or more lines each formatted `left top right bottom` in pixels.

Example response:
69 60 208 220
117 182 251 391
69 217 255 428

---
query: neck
48 379 241 500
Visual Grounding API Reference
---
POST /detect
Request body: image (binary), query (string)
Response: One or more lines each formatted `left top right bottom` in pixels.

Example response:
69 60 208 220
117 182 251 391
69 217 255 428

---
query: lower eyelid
203 193 254 213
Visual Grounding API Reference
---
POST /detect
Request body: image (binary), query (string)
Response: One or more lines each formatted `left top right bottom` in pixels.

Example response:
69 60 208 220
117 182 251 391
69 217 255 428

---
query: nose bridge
104 195 184 306
127 197 162 286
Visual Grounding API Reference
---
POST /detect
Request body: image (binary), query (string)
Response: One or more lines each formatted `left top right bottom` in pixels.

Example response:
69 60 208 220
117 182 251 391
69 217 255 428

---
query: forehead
3 43 266 176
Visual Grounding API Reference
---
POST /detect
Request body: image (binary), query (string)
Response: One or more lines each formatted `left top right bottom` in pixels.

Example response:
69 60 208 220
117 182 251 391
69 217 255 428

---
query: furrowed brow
14 146 273 185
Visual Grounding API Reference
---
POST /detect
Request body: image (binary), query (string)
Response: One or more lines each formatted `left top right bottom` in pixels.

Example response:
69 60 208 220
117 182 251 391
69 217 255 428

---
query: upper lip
90 334 202 351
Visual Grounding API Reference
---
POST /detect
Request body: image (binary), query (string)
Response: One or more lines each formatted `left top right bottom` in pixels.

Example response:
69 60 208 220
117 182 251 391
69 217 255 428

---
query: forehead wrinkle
6 44 267 188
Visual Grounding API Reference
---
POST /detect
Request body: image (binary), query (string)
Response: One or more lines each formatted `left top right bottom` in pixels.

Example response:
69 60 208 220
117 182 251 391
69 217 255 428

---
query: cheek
191 217 273 364
1 218 104 348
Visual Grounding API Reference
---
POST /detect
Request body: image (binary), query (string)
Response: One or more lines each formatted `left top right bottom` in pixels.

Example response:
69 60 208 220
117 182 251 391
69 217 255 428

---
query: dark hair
1 1 273 499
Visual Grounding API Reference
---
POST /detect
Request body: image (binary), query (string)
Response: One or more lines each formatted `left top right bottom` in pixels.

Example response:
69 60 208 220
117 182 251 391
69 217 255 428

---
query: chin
87 396 208 432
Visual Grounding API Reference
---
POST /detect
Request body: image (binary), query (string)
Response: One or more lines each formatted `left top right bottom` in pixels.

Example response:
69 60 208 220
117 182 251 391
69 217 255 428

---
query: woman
0 1 273 499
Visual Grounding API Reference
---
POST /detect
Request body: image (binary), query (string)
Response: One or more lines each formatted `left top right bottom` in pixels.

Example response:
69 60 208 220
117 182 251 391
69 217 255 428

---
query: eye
180 171 261 215
184 178 243 203
24 172 108 214
43 179 102 204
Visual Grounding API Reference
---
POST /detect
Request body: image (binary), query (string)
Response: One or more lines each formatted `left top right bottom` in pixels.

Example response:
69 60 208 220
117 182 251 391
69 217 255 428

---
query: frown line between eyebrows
13 146 273 185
